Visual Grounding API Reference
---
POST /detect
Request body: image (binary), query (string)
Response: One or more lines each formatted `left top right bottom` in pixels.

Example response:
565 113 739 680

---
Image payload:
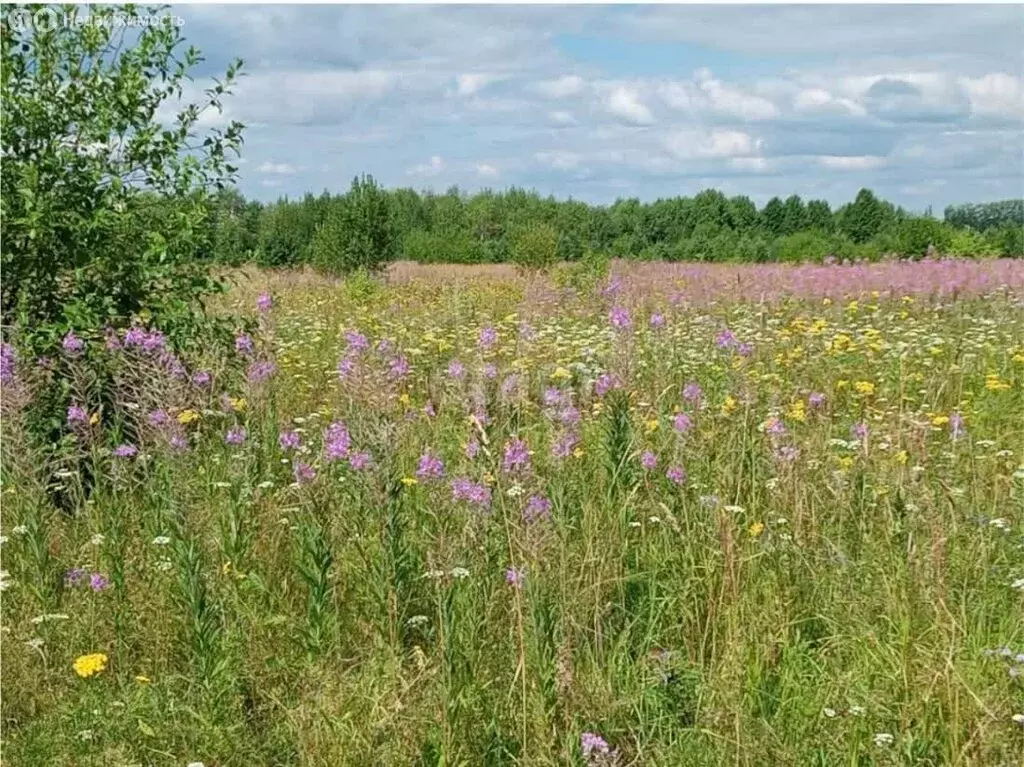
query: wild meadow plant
2 260 1024 765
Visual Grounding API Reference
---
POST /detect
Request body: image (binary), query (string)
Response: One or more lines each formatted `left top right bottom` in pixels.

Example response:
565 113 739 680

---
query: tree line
208 178 1024 273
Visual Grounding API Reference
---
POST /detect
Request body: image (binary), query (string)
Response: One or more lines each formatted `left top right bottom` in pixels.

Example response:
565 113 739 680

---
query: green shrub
509 223 559 272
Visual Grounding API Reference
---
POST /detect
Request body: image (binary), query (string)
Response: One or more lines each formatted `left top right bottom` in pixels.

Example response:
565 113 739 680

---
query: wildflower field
2 259 1024 766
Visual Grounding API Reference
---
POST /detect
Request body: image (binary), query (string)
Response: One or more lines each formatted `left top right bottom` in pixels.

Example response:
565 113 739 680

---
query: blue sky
171 4 1024 210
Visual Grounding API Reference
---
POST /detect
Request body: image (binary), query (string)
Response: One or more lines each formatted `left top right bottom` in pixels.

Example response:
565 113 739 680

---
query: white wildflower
450 567 470 580
12 525 28 536
850 705 866 717
1011 714 1024 725
90 533 105 546
424 569 445 580
873 733 894 747
152 536 171 546
822 707 837 718
0 570 12 591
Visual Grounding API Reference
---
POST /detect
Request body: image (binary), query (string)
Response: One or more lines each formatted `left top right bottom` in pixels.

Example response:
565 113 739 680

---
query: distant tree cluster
209 179 1023 274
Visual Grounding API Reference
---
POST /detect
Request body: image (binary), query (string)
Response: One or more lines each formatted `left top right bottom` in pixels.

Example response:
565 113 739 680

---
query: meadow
2 259 1024 766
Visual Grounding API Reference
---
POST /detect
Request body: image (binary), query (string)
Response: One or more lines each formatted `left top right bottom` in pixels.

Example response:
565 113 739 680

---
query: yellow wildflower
930 415 949 427
89 412 100 426
73 653 108 678
645 419 659 434
400 477 418 486
721 395 737 416
895 450 908 465
230 397 247 412
854 381 875 396
135 675 152 684
398 392 411 406
550 367 572 381
572 447 585 459
787 400 806 423
177 409 200 425
748 521 765 538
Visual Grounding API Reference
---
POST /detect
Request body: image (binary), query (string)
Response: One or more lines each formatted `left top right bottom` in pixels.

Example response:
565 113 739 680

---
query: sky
170 3 1024 210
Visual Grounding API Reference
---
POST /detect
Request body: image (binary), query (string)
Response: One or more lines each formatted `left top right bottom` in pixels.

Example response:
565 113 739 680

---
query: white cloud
960 72 1024 119
664 129 762 160
549 110 577 126
534 150 582 170
257 161 296 175
818 155 886 170
407 155 445 176
792 88 866 117
730 157 772 172
606 86 654 125
456 73 494 96
536 75 585 98
699 77 779 120
476 162 499 178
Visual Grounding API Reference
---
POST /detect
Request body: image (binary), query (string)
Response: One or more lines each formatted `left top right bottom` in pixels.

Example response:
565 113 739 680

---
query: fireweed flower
519 321 536 341
235 333 254 355
416 452 445 481
683 382 703 404
581 732 610 757
337 354 358 379
950 412 966 440
715 329 736 349
62 331 85 355
389 355 410 379
147 410 170 427
447 359 466 380
502 439 531 474
852 422 869 440
451 477 491 507
483 363 498 380
141 330 166 353
672 412 692 433
345 330 369 353
423 402 437 418
113 443 138 459
500 374 520 403
666 465 687 485
124 327 147 347
292 460 316 484
737 342 754 357
256 292 273 312
192 370 211 388
89 573 110 592
808 392 826 409
65 567 88 586
323 422 351 461
641 450 658 470
225 427 246 446
609 306 631 329
246 361 276 383
505 567 523 587
551 432 579 459
465 438 480 459
0 343 14 382
523 495 553 523
478 326 497 350
594 373 619 398
543 387 566 408
348 451 373 471
168 434 188 452
650 312 666 329
278 431 301 451
67 405 89 425
765 417 787 437
104 328 121 351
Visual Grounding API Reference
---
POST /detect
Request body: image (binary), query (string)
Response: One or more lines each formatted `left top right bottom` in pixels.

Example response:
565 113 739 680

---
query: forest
209 180 1024 273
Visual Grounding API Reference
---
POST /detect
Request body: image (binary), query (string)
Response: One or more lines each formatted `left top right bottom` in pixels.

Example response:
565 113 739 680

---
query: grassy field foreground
2 260 1024 765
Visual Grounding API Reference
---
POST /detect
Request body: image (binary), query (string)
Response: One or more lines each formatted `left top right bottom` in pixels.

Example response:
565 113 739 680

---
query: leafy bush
772 231 833 263
311 175 394 275
509 223 559 272
0 4 244 355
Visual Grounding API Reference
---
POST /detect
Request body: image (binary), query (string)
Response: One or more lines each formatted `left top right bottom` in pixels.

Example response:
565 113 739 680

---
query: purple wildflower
124 327 147 347
278 430 301 451
594 373 620 398
950 412 966 441
737 342 754 357
465 438 480 460
65 567 87 586
235 333 254 355
483 363 498 380
523 495 553 523
683 382 703 404
377 338 394 355
292 460 316 484
775 445 800 463
246 360 277 383
505 567 523 587
104 328 122 351
113 443 138 459
649 312 666 329
581 732 610 757
641 450 658 471
62 331 85 355
808 392 826 409
852 422 869 440
765 417 787 437
89 573 110 592
147 409 170 427
256 292 273 312
552 432 579 459
558 406 582 427
447 359 466 380
502 438 531 474
168 434 188 452
323 422 351 461
500 374 520 403
666 465 687 485
67 405 89 425
192 370 211 388
416 452 445 481
609 306 631 330
0 343 14 382
345 330 369 353
451 477 491 508
543 387 566 408
423 402 437 418
225 427 246 446
141 330 166 353
672 412 692 433
337 354 358 379
715 329 736 350
389 355 410 379
478 326 497 350
519 321 536 341
348 451 373 471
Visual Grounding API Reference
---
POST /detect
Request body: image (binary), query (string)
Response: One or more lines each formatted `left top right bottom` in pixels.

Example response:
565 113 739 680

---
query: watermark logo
6 7 184 33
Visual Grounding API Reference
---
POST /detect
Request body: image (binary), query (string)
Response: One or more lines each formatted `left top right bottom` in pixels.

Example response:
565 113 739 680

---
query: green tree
838 188 887 244
805 199 834 232
1 3 245 350
760 197 786 237
310 175 394 274
509 222 558 271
